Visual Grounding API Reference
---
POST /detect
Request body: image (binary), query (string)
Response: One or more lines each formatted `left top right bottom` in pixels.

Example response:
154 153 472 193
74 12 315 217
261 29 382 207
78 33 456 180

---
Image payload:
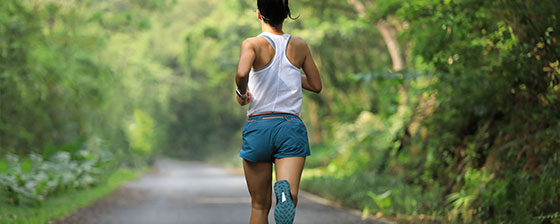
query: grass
300 168 447 223
0 167 149 224
299 143 444 223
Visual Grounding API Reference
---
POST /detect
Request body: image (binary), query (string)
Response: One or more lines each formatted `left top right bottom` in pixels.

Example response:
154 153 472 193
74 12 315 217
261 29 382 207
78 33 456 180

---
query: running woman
235 0 322 223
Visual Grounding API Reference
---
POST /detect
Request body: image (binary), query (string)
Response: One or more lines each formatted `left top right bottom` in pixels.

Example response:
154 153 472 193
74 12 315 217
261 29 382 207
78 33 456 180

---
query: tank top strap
257 33 277 51
285 35 292 51
258 32 291 56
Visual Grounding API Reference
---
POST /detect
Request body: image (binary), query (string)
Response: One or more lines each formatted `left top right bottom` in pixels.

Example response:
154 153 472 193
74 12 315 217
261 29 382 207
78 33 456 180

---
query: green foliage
394 0 560 222
301 0 559 222
367 190 392 213
127 109 156 155
0 0 177 165
446 168 494 222
301 170 443 218
0 0 178 211
0 145 112 205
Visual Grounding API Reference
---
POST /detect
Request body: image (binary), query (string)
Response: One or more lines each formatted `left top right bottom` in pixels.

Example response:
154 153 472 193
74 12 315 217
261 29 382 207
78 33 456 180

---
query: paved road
58 159 387 224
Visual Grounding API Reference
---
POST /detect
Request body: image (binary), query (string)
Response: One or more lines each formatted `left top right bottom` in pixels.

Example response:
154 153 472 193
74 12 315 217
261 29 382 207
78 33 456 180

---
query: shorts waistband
248 112 300 118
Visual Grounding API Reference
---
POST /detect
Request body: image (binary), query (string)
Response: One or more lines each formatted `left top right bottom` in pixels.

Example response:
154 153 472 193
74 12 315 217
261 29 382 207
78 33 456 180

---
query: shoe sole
274 180 295 224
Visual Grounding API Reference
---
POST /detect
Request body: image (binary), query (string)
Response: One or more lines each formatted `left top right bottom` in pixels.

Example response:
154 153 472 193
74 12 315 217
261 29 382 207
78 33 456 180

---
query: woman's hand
236 91 251 106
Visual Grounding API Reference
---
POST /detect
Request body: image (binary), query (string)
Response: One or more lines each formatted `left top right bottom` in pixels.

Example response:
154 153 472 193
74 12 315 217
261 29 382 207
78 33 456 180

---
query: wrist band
236 89 247 99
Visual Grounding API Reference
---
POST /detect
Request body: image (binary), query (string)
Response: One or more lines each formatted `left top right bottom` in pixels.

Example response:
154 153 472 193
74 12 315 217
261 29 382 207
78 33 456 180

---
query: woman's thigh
243 159 273 207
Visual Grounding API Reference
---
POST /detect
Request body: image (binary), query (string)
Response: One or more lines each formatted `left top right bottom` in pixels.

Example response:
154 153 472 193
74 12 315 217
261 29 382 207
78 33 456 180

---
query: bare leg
243 159 273 224
274 157 306 207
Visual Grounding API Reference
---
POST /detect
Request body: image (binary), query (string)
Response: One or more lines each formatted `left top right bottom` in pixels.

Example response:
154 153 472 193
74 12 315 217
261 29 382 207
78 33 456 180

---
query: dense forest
1 0 559 223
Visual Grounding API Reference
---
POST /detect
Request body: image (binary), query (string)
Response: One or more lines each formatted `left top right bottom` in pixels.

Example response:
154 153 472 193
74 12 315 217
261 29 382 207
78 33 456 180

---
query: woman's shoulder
241 37 260 47
242 37 271 49
288 36 311 54
289 36 308 48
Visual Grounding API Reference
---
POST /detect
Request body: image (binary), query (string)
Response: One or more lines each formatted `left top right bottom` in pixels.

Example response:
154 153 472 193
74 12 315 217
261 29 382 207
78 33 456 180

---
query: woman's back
250 33 308 70
247 32 304 116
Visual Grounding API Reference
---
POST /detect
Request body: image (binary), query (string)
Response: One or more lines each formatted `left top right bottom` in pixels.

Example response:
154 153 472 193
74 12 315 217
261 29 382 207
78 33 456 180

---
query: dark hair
257 0 297 26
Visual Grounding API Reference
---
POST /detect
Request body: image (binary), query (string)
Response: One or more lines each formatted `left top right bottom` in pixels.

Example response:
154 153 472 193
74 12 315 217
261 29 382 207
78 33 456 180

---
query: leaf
362 206 371 220
367 190 392 210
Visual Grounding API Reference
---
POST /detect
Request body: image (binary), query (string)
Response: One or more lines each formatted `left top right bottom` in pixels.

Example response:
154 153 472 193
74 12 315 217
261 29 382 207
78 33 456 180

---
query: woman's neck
261 22 284 35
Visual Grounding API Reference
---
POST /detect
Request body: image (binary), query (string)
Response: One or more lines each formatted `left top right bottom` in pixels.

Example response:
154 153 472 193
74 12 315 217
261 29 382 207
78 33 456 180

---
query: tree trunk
348 0 414 174
347 0 405 72
375 20 405 72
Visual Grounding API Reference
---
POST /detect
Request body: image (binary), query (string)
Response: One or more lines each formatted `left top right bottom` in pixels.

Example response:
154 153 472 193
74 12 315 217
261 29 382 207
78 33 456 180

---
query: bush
302 171 443 219
0 147 112 205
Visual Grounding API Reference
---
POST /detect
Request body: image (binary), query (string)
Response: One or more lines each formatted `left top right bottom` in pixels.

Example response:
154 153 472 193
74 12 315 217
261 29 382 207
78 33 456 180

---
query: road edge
299 191 395 224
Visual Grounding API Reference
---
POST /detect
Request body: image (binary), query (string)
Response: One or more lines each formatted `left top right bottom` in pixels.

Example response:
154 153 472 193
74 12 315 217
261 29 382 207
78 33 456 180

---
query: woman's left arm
235 39 256 106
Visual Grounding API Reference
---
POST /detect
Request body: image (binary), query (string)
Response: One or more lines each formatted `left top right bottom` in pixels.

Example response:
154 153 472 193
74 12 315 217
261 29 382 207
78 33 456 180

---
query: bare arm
301 41 322 93
235 39 256 105
301 75 315 93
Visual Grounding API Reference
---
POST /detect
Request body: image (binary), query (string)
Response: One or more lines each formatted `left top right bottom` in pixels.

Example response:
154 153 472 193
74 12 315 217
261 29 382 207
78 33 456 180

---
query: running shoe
274 180 295 224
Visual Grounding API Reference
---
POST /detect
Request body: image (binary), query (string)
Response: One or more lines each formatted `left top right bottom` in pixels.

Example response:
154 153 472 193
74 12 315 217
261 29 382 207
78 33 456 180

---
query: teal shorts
241 113 311 163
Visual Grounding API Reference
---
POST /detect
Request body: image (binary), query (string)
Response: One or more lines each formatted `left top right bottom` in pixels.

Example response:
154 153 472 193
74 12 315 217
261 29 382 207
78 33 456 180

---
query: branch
347 0 405 72
347 0 367 17
375 20 405 72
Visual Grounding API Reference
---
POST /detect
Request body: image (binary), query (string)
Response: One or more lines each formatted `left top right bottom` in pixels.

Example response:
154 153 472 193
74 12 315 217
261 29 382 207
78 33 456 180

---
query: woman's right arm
300 41 322 93
235 39 256 105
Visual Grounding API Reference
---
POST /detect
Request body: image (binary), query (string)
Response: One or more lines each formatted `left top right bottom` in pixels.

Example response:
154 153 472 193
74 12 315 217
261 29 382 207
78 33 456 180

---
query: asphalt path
58 159 388 224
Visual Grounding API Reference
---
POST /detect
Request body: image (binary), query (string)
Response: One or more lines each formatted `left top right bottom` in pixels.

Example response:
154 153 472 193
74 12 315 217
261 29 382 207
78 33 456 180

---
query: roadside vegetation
0 166 145 223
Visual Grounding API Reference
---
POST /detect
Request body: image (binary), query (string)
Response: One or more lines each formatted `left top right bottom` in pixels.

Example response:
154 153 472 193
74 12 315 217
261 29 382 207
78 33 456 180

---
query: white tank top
247 32 302 117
